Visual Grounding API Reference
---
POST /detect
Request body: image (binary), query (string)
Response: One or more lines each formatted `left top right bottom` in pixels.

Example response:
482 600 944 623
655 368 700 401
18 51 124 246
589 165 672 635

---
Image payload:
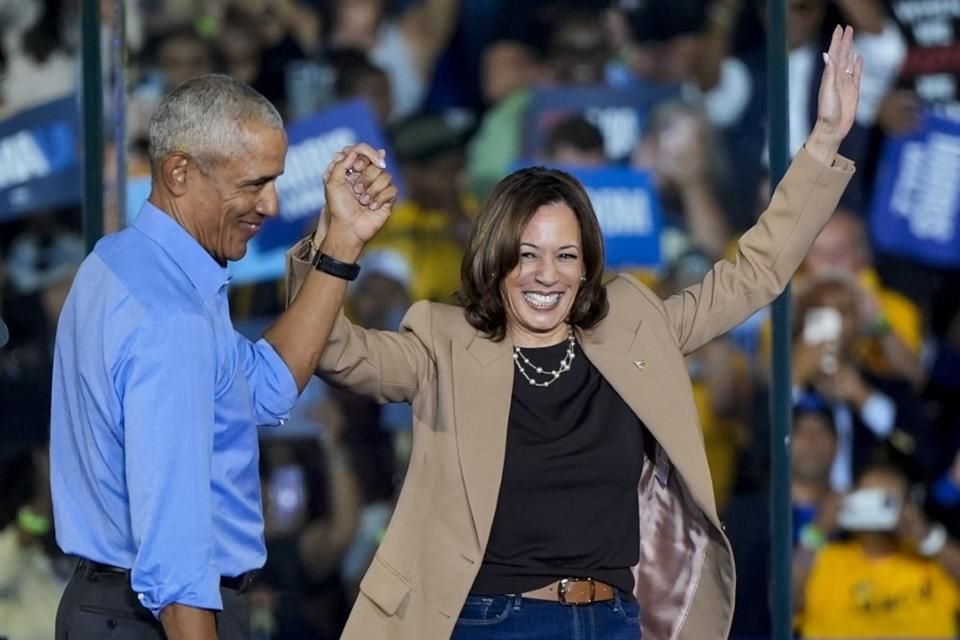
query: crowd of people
2 0 960 638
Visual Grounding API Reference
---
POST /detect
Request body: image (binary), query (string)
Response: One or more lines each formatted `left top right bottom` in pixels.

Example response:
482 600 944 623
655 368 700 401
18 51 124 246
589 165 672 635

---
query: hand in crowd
876 89 922 137
318 144 398 253
898 500 932 547
817 365 871 407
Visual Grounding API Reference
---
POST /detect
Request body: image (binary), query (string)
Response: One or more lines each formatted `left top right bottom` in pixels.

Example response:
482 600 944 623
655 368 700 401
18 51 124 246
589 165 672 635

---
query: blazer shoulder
402 300 474 346
606 273 668 320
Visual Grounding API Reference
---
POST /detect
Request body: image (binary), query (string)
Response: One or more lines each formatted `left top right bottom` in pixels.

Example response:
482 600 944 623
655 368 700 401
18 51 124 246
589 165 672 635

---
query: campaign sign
870 113 960 268
523 84 679 163
0 96 81 222
255 98 397 253
513 163 663 269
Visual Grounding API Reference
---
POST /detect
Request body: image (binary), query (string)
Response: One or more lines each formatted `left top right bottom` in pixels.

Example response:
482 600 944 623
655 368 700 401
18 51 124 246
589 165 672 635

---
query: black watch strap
312 251 361 281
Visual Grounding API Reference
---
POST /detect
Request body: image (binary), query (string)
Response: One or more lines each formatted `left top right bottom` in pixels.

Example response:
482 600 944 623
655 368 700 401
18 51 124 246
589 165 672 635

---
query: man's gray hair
148 74 283 173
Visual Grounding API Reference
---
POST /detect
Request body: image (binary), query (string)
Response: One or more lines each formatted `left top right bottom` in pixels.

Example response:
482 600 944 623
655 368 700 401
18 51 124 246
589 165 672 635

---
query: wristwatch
312 250 361 281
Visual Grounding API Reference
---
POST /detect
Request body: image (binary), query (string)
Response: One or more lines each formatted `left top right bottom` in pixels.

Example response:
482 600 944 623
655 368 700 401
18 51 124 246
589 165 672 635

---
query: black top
471 338 645 595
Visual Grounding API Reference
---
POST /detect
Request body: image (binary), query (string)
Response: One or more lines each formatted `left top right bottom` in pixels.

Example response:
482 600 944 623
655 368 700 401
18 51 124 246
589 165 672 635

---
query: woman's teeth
523 292 561 309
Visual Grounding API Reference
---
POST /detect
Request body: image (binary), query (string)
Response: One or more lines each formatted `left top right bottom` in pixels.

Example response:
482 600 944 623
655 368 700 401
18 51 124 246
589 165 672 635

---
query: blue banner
0 96 81 222
870 113 960 268
512 162 663 269
523 84 679 163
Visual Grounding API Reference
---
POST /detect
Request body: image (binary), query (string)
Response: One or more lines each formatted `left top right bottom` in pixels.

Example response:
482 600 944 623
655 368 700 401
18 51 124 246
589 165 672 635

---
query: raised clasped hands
317 143 399 260
807 25 864 163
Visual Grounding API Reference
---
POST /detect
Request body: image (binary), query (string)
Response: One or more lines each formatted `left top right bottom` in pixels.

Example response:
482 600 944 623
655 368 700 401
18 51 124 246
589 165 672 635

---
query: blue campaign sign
511 162 663 269
255 98 398 253
0 96 81 222
523 83 679 163
870 113 960 268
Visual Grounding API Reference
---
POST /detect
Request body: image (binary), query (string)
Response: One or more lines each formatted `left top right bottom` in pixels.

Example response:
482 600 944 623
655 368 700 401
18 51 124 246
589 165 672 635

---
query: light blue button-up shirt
50 202 298 615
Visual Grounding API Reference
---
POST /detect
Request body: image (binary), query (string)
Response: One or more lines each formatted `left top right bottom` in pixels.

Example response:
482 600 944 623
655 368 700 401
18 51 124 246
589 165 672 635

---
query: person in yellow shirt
366 112 475 302
801 208 925 387
799 463 960 639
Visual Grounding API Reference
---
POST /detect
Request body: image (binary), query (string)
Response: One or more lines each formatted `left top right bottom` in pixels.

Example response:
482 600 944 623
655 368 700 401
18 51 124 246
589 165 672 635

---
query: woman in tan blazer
287 26 861 640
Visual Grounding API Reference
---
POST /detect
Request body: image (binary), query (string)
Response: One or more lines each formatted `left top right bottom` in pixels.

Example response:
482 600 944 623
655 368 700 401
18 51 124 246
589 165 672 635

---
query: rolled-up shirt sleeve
235 334 299 426
122 313 222 616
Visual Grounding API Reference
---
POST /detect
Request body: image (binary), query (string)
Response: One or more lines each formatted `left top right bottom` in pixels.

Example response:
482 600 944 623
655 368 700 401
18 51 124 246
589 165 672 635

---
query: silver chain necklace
512 331 576 387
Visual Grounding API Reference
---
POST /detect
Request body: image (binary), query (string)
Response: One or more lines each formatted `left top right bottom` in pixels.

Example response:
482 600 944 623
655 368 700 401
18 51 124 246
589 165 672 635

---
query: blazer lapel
452 333 515 551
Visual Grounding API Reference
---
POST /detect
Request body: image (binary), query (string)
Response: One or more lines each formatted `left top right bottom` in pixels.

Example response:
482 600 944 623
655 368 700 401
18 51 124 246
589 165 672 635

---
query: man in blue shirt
50 75 397 640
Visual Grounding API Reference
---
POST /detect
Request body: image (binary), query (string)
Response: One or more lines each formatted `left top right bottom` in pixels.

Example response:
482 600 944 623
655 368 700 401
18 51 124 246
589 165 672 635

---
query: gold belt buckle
557 577 595 605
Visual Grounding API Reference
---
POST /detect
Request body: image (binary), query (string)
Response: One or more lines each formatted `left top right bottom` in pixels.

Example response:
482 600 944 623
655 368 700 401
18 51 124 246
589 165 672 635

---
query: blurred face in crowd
481 41 541 104
347 70 393 125
334 0 384 46
217 20 262 85
804 211 869 277
803 282 861 355
548 19 610 85
182 122 286 264
158 34 215 88
792 411 837 484
631 35 701 84
406 149 466 212
503 202 584 347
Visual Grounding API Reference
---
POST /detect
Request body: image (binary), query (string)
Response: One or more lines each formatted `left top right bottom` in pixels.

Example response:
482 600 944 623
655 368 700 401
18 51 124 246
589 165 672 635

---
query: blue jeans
451 592 642 640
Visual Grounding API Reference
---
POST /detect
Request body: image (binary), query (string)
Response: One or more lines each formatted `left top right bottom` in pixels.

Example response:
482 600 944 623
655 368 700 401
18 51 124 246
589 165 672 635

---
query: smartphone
803 307 842 345
268 465 307 531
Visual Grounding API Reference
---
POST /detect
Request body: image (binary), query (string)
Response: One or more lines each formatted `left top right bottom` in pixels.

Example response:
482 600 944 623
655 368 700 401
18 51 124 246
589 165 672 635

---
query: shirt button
137 593 145 601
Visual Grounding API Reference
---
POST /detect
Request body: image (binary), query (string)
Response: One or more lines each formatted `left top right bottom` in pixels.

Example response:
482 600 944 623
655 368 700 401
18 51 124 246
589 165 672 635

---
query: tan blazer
286 149 854 640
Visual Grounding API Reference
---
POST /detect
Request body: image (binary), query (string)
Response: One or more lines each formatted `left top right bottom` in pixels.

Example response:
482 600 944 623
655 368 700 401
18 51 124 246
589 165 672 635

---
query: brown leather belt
522 578 616 605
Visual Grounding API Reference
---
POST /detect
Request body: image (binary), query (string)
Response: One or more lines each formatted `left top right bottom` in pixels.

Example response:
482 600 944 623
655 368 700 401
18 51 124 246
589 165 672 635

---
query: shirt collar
133 201 230 300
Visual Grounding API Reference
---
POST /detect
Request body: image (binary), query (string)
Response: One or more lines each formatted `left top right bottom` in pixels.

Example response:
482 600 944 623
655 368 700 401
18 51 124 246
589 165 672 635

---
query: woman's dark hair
21 0 69 64
458 166 608 341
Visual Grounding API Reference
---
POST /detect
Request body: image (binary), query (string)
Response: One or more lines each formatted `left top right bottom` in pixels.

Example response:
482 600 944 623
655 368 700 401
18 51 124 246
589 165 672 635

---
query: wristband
799 523 826 552
17 506 50 537
312 251 361 281
919 523 948 557
870 314 891 337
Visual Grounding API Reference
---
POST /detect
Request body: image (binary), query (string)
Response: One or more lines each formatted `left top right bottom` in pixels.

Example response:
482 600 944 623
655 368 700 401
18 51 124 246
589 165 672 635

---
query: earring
580 274 587 282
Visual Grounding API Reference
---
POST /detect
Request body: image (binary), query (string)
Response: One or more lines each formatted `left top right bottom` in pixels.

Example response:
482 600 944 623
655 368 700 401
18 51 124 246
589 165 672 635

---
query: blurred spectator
869 0 960 340
0 0 76 117
633 101 733 260
216 7 264 86
0 443 70 640
802 207 925 386
324 0 460 120
545 8 610 86
797 462 960 638
255 428 361 639
791 276 930 491
764 0 906 159
616 0 752 128
466 39 543 198
542 115 606 167
725 401 842 637
329 48 393 126
0 217 82 452
366 111 473 301
128 25 216 156
659 249 752 509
